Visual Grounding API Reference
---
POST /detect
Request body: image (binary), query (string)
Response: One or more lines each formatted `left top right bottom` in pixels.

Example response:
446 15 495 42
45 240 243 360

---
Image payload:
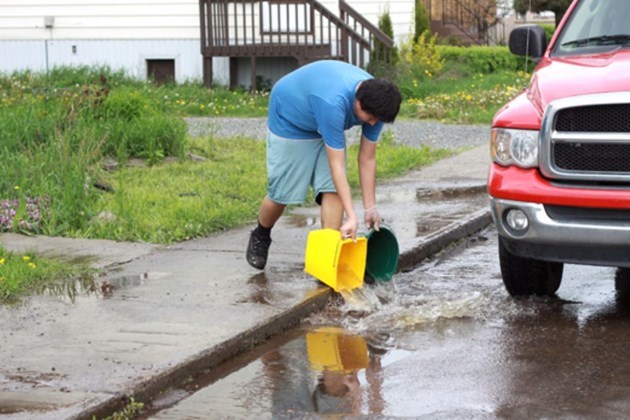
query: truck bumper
490 197 630 268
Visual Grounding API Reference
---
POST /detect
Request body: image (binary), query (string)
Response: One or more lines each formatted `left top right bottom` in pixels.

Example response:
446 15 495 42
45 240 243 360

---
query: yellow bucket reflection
306 327 368 373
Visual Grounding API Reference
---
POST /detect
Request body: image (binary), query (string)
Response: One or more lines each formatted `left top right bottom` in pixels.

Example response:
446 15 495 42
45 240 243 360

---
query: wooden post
251 56 257 92
203 56 213 88
229 58 238 90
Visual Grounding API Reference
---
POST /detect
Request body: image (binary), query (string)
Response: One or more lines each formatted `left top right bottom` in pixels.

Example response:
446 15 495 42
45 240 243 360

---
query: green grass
398 70 529 124
0 246 94 303
145 82 269 117
84 132 450 243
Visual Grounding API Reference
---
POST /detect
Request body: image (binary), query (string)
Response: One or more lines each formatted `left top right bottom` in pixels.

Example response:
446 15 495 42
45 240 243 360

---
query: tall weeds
0 66 186 236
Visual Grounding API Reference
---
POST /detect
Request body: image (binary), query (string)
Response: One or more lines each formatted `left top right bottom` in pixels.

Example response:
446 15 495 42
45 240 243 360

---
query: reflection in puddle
99 273 147 298
247 271 268 286
44 273 98 302
239 266 308 305
242 272 273 304
96 272 170 299
141 326 389 418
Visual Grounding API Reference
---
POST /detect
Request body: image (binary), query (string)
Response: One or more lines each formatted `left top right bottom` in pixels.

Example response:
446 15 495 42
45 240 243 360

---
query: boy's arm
358 135 381 230
326 147 358 240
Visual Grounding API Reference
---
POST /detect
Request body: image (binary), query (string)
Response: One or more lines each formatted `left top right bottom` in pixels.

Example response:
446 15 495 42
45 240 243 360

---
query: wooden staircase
199 0 394 90
423 0 502 45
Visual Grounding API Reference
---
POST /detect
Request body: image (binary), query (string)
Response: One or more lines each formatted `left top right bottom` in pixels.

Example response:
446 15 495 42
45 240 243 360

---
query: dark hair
355 78 402 123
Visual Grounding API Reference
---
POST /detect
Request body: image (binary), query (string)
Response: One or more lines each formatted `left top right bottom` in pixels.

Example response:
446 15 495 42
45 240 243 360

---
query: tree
414 0 430 43
513 0 572 26
369 9 397 79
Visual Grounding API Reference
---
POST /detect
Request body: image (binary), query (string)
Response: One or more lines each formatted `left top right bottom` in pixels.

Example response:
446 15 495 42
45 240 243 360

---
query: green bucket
364 225 399 283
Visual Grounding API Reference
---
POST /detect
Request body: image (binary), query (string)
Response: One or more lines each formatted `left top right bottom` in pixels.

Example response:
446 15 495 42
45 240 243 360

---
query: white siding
324 0 414 45
0 0 211 81
349 0 415 44
0 0 413 83
0 38 230 84
0 0 200 39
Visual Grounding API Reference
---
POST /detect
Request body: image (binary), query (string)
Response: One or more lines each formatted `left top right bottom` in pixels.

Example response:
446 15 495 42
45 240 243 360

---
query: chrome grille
553 142 630 172
555 104 630 132
540 92 630 183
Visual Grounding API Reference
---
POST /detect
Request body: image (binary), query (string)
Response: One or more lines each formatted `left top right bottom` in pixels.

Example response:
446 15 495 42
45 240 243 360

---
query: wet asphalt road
139 228 630 419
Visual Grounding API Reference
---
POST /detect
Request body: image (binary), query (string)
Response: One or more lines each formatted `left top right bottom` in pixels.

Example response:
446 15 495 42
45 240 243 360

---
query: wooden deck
199 0 392 90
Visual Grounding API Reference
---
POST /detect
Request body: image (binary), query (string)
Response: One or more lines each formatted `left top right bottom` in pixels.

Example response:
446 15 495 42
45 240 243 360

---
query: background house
0 0 407 86
0 0 513 88
0 0 215 84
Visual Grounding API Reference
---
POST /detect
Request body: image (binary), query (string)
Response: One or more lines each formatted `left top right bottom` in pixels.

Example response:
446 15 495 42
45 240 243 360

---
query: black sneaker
246 229 272 269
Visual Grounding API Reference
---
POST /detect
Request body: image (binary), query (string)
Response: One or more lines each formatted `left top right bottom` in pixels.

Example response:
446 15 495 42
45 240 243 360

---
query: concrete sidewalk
0 144 491 419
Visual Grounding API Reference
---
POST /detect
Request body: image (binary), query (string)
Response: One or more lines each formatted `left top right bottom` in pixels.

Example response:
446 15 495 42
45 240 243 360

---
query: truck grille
540 93 630 183
554 142 630 172
555 104 630 132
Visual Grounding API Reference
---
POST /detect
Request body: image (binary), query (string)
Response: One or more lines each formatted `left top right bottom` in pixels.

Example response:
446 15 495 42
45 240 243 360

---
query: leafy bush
437 45 526 75
369 9 398 79
414 0 430 43
398 31 445 79
540 23 556 42
0 67 187 236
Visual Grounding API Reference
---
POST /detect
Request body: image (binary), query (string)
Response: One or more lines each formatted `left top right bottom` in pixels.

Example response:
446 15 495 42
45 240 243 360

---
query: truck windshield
554 0 630 56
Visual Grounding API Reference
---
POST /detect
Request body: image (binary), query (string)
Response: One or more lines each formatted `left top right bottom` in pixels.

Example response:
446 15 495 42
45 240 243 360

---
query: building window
147 59 175 85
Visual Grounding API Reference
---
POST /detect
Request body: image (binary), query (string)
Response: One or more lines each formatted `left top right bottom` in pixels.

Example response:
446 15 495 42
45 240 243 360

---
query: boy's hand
340 216 359 241
364 206 381 231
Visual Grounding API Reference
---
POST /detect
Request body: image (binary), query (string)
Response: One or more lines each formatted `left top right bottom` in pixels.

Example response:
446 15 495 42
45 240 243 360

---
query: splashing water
338 286 382 313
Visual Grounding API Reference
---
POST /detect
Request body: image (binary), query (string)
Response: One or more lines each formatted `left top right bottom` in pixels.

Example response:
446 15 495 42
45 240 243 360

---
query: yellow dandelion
14 185 20 190
0 258 4 265
22 255 30 262
29 262 37 269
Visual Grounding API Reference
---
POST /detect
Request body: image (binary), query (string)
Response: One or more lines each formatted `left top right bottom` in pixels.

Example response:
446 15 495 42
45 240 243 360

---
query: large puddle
140 229 630 418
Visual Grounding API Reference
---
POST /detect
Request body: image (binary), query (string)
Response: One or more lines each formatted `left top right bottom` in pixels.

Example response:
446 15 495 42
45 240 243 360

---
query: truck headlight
491 128 539 168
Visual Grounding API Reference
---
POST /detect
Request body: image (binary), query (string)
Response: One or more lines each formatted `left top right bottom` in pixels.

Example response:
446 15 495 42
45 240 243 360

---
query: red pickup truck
489 0 630 297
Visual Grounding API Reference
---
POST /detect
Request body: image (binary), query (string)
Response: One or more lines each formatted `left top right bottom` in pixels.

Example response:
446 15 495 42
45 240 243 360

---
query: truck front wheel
614 268 630 297
498 237 563 297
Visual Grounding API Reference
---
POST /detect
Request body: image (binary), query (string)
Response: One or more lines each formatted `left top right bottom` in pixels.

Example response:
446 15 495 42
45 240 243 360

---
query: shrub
540 23 556 42
397 31 445 88
437 45 526 75
369 9 398 79
414 0 430 43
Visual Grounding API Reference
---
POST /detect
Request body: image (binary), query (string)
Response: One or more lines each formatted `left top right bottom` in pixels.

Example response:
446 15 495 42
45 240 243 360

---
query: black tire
614 267 630 297
498 237 563 297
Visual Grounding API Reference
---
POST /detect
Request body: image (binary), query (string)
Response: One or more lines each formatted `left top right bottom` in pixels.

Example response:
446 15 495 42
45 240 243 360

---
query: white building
0 0 413 86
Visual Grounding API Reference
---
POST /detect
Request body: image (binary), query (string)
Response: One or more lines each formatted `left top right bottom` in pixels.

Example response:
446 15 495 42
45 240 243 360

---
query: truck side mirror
509 24 548 59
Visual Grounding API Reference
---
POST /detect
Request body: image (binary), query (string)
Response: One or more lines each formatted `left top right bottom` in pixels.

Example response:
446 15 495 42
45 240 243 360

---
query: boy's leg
247 131 320 269
258 196 285 229
319 192 343 230
247 196 285 270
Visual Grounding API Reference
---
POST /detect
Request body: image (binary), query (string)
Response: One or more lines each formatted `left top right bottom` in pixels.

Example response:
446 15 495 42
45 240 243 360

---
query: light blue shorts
266 130 336 205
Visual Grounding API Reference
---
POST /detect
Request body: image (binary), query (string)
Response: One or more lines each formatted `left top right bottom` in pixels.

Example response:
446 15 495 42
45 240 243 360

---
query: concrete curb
80 287 331 420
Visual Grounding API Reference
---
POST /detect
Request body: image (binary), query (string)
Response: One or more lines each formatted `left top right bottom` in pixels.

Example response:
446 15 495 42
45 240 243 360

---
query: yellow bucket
306 327 369 372
304 228 367 292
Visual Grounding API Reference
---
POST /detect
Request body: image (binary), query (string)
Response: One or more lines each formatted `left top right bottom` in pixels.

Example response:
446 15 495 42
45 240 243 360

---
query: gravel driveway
185 117 489 150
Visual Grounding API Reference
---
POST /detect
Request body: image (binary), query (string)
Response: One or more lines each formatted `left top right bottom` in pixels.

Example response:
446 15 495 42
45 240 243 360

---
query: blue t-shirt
267 60 384 150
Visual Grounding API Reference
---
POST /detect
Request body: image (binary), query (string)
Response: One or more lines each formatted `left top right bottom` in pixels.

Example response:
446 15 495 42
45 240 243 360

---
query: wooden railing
339 0 394 68
199 0 394 88
424 0 502 45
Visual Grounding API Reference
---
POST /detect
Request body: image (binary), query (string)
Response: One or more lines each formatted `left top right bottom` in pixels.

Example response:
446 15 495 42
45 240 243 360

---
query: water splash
338 286 382 314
